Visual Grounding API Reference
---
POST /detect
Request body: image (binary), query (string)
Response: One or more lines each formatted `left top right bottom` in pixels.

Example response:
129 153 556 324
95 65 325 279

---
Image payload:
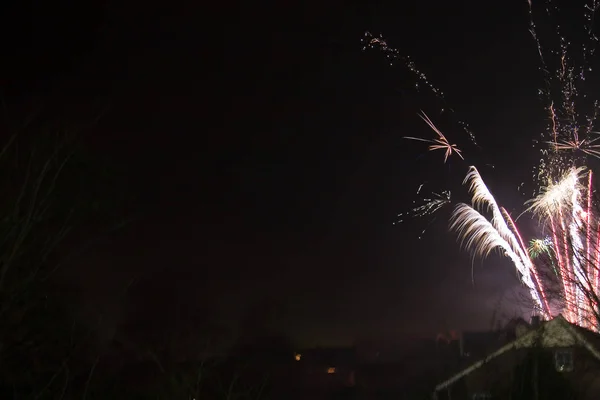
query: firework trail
502 208 551 317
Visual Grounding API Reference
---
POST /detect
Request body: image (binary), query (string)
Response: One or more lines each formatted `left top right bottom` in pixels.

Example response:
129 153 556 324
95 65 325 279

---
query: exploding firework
528 238 554 260
549 135 600 159
366 0 600 330
404 112 464 163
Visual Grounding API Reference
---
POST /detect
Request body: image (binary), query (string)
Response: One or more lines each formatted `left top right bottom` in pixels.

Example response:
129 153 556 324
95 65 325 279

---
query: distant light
295 353 302 361
327 367 336 374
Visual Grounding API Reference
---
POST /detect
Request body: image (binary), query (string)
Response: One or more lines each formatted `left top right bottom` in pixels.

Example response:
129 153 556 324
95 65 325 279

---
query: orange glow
294 353 301 361
327 367 336 374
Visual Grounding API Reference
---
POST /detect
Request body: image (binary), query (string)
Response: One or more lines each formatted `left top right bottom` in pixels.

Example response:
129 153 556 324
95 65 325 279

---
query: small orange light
295 353 302 361
327 367 336 374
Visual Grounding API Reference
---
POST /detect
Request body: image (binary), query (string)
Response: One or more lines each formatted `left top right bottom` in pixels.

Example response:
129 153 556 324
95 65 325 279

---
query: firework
396 186 451 221
367 1 600 330
450 202 547 316
528 237 558 280
548 136 600 159
363 0 600 331
395 185 451 239
404 112 464 163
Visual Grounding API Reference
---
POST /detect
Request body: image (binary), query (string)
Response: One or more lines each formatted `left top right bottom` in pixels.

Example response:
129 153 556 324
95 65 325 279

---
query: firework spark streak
404 112 464 163
450 203 546 315
524 167 597 324
595 217 600 302
547 136 600 159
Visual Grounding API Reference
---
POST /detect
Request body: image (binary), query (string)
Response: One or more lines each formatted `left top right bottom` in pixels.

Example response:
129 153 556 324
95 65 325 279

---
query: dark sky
0 0 583 346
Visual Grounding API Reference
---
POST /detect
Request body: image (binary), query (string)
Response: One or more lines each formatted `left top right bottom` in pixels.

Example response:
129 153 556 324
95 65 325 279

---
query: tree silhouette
0 108 131 398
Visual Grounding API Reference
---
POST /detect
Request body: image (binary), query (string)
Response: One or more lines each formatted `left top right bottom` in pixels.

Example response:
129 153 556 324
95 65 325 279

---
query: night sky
0 0 582 347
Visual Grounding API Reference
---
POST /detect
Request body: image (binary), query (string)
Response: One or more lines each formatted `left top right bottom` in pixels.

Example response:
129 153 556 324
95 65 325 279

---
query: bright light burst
450 204 525 264
526 167 586 218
